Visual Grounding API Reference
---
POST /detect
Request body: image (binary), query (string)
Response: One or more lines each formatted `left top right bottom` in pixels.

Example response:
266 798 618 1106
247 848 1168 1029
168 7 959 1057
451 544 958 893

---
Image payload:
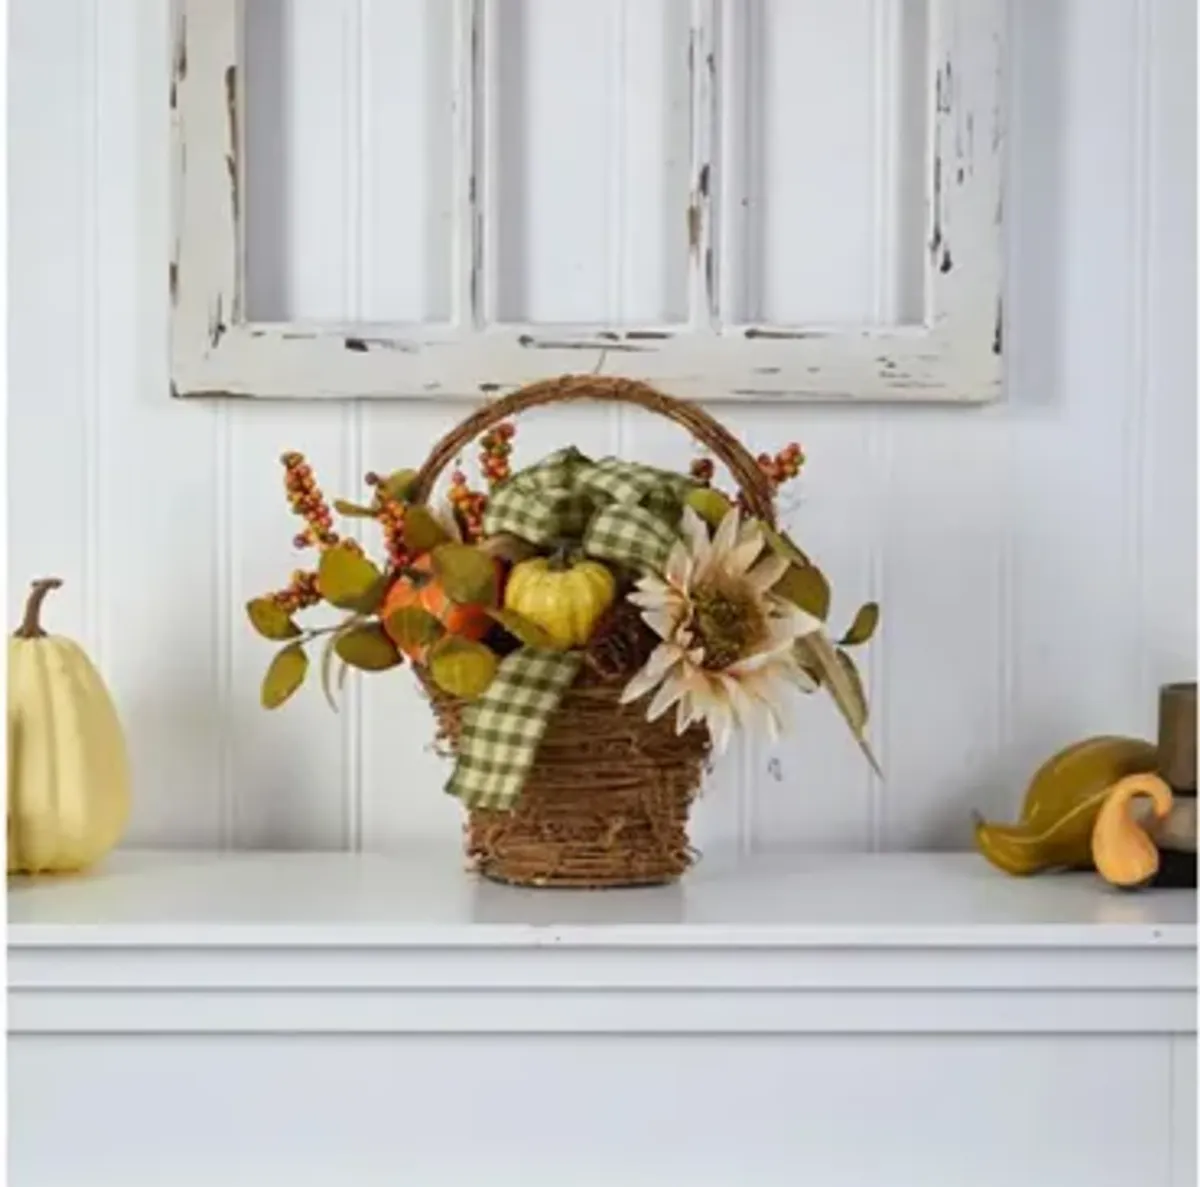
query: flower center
690 581 768 670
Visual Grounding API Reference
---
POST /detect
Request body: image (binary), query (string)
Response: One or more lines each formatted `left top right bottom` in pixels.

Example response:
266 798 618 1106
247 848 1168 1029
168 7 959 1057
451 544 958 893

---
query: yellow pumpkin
503 555 616 649
7 578 131 874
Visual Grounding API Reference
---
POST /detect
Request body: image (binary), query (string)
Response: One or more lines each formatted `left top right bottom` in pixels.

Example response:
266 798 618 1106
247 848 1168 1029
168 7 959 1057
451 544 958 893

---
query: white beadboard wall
8 0 1196 854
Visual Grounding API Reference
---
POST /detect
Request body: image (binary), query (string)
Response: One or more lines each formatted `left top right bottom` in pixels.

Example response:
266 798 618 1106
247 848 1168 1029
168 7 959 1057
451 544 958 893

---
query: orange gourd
382 554 498 660
1091 772 1174 890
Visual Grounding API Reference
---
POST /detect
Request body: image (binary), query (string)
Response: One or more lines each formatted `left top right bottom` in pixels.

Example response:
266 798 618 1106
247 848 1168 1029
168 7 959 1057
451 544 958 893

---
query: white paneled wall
8 0 1196 853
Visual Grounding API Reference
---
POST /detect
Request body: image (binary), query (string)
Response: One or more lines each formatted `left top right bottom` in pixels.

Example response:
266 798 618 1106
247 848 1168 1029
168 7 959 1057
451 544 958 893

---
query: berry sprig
448 469 488 542
757 442 805 489
270 569 322 614
364 473 409 568
281 451 340 550
729 442 806 514
479 422 516 490
689 457 715 486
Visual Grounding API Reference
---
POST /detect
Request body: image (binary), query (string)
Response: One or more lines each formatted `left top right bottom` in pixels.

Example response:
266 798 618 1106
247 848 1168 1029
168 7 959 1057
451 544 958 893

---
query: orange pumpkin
382 553 498 660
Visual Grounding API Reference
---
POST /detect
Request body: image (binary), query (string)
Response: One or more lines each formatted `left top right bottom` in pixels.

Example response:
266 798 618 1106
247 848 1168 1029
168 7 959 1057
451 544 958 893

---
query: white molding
169 0 1006 402
9 850 1194 1035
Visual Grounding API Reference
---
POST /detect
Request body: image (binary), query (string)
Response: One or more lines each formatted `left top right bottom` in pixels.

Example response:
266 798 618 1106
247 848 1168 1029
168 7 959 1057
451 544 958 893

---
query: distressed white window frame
170 0 1006 403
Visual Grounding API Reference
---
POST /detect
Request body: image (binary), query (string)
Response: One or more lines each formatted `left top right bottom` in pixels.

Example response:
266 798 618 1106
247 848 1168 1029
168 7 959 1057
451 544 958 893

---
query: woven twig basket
408 375 777 889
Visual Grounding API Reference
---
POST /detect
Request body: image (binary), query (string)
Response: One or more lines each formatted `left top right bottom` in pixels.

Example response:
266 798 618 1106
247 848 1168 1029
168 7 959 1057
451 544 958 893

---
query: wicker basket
407 375 778 889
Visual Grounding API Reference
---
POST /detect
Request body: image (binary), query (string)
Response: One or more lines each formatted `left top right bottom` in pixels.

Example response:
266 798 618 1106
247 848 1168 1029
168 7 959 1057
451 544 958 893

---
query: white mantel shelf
8 848 1196 1036
9 850 1197 1187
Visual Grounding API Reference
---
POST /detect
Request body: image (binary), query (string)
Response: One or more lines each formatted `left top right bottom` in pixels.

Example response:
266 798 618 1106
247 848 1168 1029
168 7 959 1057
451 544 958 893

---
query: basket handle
410 375 776 525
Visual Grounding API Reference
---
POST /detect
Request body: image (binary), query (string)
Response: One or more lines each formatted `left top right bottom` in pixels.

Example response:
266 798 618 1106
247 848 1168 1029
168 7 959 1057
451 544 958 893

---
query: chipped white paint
170 0 1007 403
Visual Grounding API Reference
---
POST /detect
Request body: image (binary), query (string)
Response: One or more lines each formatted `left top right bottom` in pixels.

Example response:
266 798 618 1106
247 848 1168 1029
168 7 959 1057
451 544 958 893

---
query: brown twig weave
411 373 776 525
411 374 768 889
424 668 710 887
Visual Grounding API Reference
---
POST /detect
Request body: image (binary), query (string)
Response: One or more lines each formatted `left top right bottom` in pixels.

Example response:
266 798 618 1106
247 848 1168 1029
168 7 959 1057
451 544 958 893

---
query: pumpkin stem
15 578 63 639
547 541 576 572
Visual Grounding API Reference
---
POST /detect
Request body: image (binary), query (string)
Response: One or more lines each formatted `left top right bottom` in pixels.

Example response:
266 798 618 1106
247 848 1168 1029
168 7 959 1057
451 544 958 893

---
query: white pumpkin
7 578 131 874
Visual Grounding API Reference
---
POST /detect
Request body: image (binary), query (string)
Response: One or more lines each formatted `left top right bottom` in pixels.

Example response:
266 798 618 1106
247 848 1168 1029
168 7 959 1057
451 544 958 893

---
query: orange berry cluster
365 472 409 568
271 569 322 614
479 422 516 489
689 457 715 485
281 451 340 550
757 442 805 488
448 469 488 542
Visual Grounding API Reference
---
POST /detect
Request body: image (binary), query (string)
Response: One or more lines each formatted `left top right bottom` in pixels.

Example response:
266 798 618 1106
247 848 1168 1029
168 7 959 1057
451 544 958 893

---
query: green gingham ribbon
446 449 695 810
482 447 693 578
445 648 585 809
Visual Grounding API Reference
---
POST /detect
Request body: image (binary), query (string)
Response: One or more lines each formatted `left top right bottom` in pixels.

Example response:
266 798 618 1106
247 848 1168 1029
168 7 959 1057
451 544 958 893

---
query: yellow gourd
7 578 131 874
1090 772 1173 890
973 735 1159 876
503 554 616 649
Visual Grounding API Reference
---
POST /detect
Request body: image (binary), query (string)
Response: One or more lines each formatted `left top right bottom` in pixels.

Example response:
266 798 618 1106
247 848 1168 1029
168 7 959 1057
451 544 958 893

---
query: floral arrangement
247 418 880 814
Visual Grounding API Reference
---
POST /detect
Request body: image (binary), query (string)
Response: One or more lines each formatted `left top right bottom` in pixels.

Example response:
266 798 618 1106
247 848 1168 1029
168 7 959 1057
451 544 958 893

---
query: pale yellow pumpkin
503 555 616 649
7 578 131 874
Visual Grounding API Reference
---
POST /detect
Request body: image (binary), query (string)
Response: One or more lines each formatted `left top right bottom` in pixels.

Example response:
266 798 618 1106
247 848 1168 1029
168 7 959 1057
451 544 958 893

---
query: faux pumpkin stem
15 578 63 639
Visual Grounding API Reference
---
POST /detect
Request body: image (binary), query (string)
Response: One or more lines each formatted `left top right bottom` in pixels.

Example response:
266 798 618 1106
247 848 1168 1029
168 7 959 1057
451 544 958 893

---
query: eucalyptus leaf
795 631 880 776
428 636 499 700
382 468 420 502
487 608 558 650
333 499 379 518
246 597 301 641
319 632 341 713
335 623 404 671
431 543 499 606
685 487 733 530
835 647 869 727
773 563 831 621
261 643 308 709
760 524 812 568
384 605 445 653
839 602 880 647
403 505 452 554
317 543 385 611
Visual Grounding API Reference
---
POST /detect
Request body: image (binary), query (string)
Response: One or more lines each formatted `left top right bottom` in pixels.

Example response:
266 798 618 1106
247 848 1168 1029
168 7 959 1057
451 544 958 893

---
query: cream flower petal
717 671 758 730
728 640 794 676
621 642 684 704
783 604 825 638
646 672 688 722
705 697 735 755
733 671 779 740
765 613 807 650
641 606 684 643
628 588 673 614
679 505 713 570
663 538 694 590
746 553 790 593
724 533 766 580
710 505 741 562
674 670 709 734
628 575 671 606
736 515 764 544
745 673 787 741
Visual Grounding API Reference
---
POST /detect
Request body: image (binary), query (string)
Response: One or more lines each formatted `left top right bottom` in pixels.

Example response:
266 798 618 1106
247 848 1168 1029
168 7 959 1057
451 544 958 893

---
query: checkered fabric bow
481 446 692 577
446 448 695 810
